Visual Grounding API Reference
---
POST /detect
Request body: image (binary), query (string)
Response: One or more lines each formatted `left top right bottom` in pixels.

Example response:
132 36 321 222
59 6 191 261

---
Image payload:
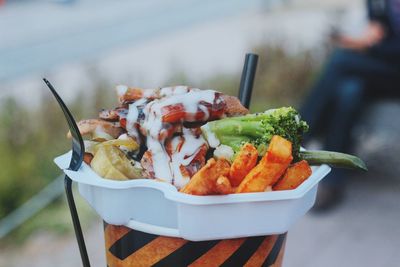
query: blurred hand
335 22 386 51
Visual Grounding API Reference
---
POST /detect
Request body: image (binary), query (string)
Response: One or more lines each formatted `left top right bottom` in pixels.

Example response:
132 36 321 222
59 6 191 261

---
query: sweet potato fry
215 176 234 195
229 143 258 187
83 153 93 165
266 135 294 163
180 158 230 195
236 136 293 193
273 160 312 191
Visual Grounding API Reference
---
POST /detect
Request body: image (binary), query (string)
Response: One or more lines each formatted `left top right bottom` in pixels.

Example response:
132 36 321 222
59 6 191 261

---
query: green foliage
0 73 116 241
199 45 322 112
0 98 66 219
251 45 320 110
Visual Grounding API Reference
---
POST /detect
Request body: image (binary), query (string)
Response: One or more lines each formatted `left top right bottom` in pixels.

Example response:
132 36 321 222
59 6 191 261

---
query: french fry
266 135 293 163
83 152 93 165
236 136 293 193
273 160 312 191
215 176 234 195
229 143 258 187
180 158 230 195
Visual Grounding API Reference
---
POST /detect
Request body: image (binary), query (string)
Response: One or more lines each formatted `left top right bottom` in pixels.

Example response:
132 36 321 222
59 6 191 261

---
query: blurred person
301 0 400 211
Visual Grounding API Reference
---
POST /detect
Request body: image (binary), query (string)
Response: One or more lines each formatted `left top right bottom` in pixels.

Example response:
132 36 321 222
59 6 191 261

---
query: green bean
299 150 367 171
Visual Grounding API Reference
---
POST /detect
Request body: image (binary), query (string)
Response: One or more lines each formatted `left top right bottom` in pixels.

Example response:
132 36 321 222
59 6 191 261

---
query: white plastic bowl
55 151 330 241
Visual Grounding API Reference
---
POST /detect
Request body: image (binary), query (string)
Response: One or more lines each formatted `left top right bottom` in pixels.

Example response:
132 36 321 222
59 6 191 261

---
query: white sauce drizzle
213 144 234 162
143 88 159 98
126 98 148 139
122 86 221 187
170 128 207 188
198 104 209 120
201 123 220 148
141 88 216 187
160 86 192 97
126 104 139 138
147 137 173 182
117 133 132 153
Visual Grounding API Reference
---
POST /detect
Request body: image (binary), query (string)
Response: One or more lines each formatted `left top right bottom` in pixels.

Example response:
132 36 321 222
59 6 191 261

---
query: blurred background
0 0 399 266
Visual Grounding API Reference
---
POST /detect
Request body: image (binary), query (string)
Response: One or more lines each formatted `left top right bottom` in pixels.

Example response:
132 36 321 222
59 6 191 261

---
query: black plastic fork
44 78 91 267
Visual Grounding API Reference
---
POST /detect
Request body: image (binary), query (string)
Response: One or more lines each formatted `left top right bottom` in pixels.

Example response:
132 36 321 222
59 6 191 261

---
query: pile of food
72 85 366 196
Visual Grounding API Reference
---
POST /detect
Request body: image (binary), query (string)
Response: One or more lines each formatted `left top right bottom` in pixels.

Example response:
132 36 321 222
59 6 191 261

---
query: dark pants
301 48 400 185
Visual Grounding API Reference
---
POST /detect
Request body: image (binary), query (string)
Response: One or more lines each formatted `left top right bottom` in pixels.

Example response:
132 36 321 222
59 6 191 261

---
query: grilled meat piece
67 119 125 139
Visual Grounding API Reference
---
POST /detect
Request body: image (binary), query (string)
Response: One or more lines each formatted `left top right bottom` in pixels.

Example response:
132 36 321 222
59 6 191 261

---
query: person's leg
313 78 364 211
301 48 400 143
301 49 350 141
308 50 399 211
325 78 364 152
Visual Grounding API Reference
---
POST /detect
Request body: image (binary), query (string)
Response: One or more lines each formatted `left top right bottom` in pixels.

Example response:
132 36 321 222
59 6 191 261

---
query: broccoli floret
201 107 309 160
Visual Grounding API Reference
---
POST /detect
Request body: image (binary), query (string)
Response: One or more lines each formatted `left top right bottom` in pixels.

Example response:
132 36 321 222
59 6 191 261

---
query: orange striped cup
104 223 286 267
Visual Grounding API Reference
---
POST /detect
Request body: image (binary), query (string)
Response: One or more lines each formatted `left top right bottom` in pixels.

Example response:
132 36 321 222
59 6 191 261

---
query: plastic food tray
55 151 330 241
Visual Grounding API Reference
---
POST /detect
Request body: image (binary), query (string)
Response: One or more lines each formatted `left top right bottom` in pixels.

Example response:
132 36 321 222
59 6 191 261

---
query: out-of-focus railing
0 175 64 239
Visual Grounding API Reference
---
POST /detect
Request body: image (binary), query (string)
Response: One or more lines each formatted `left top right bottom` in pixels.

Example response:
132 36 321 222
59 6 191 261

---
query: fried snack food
180 158 230 195
236 136 293 193
215 176 235 195
229 143 258 187
273 160 312 191
83 153 93 165
67 119 124 139
221 95 250 116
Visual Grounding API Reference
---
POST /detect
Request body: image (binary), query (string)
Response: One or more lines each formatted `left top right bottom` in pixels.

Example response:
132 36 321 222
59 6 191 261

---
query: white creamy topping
213 144 234 162
133 98 148 106
120 86 220 187
117 133 134 153
116 85 128 97
201 123 220 148
126 98 148 139
147 137 174 182
143 88 158 98
198 104 210 120
170 128 206 188
159 87 172 96
160 86 191 97
143 89 216 139
126 104 139 138
118 133 130 140
141 88 216 187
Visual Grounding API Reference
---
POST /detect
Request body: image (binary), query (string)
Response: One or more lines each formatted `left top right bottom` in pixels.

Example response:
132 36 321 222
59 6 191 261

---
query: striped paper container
104 223 286 267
